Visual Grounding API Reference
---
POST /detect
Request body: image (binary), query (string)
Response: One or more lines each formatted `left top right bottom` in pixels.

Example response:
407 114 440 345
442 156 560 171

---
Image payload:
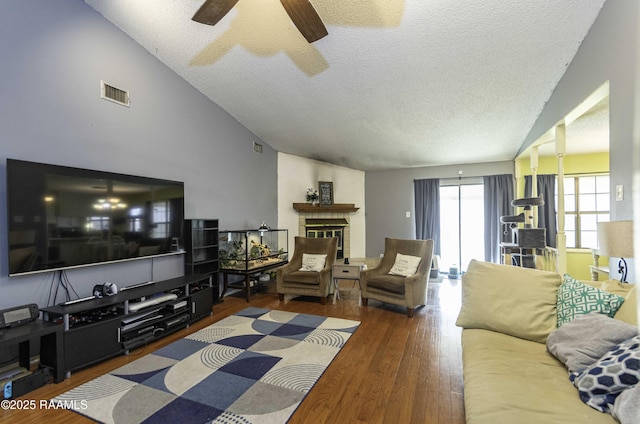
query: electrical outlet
405 211 411 218
616 185 624 201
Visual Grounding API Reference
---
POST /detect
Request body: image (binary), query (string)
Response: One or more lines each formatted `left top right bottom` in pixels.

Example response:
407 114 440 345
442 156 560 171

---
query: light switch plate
616 185 624 201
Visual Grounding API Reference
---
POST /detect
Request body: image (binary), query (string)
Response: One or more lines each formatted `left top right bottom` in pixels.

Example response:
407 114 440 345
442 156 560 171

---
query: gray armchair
361 238 434 317
277 236 338 305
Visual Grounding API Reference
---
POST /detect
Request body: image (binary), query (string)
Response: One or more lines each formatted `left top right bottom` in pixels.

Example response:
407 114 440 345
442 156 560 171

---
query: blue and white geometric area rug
54 307 360 424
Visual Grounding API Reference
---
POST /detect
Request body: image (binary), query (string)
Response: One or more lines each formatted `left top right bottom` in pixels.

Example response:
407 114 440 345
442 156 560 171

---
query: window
439 181 485 272
557 174 609 248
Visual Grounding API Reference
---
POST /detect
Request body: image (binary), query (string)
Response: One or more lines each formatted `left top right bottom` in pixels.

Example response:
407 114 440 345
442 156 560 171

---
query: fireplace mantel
292 203 359 213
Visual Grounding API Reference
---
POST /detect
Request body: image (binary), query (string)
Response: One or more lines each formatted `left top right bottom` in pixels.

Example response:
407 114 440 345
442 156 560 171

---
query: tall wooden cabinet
184 219 220 301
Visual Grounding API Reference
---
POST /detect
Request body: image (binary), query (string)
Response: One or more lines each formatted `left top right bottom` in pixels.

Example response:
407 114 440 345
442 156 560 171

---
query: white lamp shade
597 220 634 258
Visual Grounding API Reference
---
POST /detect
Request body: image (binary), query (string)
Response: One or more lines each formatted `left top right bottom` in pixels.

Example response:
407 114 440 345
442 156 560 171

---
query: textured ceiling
84 0 607 171
526 82 610 158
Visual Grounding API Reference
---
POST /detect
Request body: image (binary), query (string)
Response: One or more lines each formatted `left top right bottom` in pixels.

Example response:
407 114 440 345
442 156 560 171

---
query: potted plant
306 188 319 205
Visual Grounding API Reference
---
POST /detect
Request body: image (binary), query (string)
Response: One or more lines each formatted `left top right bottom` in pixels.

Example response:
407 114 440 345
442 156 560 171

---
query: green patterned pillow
557 275 626 327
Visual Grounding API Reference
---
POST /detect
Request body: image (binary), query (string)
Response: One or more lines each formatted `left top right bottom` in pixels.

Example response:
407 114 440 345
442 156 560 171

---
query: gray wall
0 0 277 309
519 0 638 220
365 161 514 257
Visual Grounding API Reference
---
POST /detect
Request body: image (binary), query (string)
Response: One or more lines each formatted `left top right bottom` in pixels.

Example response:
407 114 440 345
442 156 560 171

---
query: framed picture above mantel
318 181 333 206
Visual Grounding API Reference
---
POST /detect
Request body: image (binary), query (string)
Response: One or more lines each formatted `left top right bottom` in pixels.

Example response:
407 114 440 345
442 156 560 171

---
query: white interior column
514 159 522 197
555 123 567 275
530 145 539 228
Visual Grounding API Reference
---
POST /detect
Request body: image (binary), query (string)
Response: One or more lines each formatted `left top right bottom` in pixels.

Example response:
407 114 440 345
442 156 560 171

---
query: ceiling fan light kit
193 0 328 43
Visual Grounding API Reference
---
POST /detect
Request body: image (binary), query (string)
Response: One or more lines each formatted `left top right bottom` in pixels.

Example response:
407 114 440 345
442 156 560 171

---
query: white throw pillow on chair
389 253 422 277
299 253 327 272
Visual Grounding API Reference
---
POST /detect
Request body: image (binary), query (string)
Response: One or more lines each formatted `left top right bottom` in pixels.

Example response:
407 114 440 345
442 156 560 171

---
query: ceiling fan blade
192 0 240 26
280 0 328 43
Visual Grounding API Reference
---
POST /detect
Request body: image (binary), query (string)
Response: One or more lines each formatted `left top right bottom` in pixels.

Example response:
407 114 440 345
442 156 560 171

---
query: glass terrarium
219 228 288 273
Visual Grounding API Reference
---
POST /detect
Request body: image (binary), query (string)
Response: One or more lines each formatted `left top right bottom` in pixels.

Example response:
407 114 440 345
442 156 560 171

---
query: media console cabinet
41 273 213 377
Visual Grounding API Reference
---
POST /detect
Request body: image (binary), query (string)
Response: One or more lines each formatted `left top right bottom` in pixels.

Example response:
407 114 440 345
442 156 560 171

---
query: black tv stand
41 274 212 378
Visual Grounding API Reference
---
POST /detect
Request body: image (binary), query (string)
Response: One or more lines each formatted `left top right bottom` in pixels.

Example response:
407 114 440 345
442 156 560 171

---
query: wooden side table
332 264 364 305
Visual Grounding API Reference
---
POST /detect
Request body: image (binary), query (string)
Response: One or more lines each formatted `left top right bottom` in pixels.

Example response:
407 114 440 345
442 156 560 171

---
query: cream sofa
456 260 638 424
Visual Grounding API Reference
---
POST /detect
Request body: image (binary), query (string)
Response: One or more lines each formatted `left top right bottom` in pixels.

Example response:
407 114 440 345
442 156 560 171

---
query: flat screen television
6 159 184 276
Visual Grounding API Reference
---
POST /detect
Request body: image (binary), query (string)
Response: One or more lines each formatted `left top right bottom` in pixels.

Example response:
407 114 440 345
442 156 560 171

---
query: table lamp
597 220 634 282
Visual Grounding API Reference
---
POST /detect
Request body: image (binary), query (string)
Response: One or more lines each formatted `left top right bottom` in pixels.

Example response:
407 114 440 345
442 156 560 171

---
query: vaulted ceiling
85 0 607 171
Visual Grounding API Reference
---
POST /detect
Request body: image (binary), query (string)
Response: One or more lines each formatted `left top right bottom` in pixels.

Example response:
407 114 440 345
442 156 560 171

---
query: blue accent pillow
556 274 625 327
571 336 640 413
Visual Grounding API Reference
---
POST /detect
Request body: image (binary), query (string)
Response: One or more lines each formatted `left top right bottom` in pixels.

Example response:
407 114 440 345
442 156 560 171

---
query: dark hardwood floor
1 279 465 424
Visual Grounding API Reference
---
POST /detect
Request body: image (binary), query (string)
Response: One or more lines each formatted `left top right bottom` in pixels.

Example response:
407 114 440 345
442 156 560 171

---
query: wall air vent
100 80 130 107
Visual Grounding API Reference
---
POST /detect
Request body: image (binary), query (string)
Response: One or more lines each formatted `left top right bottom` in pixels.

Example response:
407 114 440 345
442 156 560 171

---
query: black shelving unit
184 219 220 302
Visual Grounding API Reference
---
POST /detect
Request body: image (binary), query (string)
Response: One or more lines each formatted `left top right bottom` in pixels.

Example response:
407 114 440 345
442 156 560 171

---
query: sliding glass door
439 182 485 273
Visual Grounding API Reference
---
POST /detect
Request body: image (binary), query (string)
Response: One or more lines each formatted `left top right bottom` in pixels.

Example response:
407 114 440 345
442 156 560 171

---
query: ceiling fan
193 0 328 43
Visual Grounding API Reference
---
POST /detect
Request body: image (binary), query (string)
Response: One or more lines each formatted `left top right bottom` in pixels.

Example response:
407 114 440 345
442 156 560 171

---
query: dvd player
162 313 189 330
121 313 189 350
166 300 188 314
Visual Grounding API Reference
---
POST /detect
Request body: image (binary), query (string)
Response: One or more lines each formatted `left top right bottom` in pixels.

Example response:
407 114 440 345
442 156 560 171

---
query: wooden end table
332 263 364 305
